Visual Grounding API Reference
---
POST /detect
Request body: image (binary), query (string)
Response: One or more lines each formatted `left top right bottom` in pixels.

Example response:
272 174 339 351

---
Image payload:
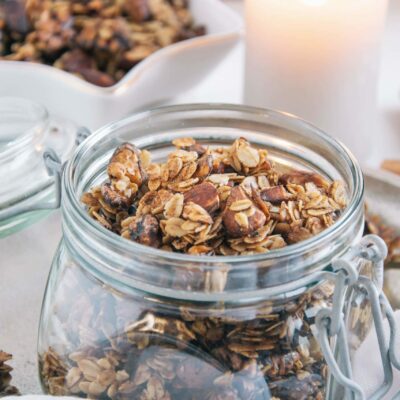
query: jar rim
0 97 49 162
64 103 364 266
0 98 76 238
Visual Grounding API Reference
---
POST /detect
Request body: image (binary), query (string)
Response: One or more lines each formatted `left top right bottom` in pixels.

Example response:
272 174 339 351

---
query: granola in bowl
0 0 205 87
82 137 348 255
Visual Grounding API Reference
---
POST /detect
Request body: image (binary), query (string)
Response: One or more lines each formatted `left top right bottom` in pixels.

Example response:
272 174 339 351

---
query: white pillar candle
244 0 388 164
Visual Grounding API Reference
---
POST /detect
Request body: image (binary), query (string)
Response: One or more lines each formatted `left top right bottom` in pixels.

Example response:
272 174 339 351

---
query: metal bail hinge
315 234 400 400
76 126 92 146
42 148 63 210
43 149 62 175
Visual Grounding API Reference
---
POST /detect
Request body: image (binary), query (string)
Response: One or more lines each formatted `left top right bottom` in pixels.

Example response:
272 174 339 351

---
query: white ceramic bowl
0 0 242 129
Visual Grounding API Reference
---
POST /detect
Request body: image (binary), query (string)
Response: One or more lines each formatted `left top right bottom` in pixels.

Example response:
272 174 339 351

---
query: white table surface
1 0 399 395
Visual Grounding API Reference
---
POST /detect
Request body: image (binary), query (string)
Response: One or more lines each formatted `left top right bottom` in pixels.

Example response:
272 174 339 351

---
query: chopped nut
194 154 213 179
129 214 161 248
187 143 207 156
287 227 313 244
101 182 131 209
223 186 266 238
260 185 291 203
123 0 151 22
279 171 330 189
183 182 220 214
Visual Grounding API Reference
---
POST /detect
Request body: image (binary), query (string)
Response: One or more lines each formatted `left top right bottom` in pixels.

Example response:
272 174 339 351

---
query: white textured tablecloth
1 0 399 395
1 212 62 393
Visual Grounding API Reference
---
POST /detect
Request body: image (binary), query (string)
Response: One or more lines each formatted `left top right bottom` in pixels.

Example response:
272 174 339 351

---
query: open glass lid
0 97 77 237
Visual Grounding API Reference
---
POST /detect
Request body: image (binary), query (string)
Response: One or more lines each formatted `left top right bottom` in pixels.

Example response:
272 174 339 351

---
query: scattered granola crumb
364 209 400 265
0 351 20 397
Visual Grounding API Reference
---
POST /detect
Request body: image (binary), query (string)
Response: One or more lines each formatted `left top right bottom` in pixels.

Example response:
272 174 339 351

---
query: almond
194 154 213 179
183 182 220 213
223 186 266 238
279 171 329 189
287 227 313 244
101 182 131 209
129 214 161 248
260 186 291 203
187 143 207 156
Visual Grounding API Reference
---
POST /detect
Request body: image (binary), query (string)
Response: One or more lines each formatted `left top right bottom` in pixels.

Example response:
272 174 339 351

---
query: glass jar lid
0 97 76 237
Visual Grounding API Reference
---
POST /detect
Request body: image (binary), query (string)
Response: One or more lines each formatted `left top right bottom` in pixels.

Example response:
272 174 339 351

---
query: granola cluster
82 137 348 255
0 0 205 86
39 260 339 400
0 351 19 397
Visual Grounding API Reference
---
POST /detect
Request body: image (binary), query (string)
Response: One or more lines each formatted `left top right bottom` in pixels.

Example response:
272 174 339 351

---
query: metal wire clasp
315 235 399 400
76 126 92 146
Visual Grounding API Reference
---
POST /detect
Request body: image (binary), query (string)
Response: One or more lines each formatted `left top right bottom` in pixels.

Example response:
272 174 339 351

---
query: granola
38 137 355 399
82 137 348 255
39 260 335 400
0 351 19 397
0 0 205 86
365 210 400 266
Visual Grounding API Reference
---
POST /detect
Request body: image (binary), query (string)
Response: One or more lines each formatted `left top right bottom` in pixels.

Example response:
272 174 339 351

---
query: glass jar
38 104 387 400
0 97 76 237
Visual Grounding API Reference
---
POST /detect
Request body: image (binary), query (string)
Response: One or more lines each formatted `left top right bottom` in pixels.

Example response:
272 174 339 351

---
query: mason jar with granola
38 104 389 400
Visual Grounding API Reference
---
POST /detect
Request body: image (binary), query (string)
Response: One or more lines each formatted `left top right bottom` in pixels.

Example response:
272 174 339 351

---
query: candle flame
303 0 327 6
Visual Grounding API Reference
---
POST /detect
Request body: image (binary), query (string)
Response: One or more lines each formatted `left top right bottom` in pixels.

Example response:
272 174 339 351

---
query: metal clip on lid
41 148 63 210
76 126 92 146
315 235 400 400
